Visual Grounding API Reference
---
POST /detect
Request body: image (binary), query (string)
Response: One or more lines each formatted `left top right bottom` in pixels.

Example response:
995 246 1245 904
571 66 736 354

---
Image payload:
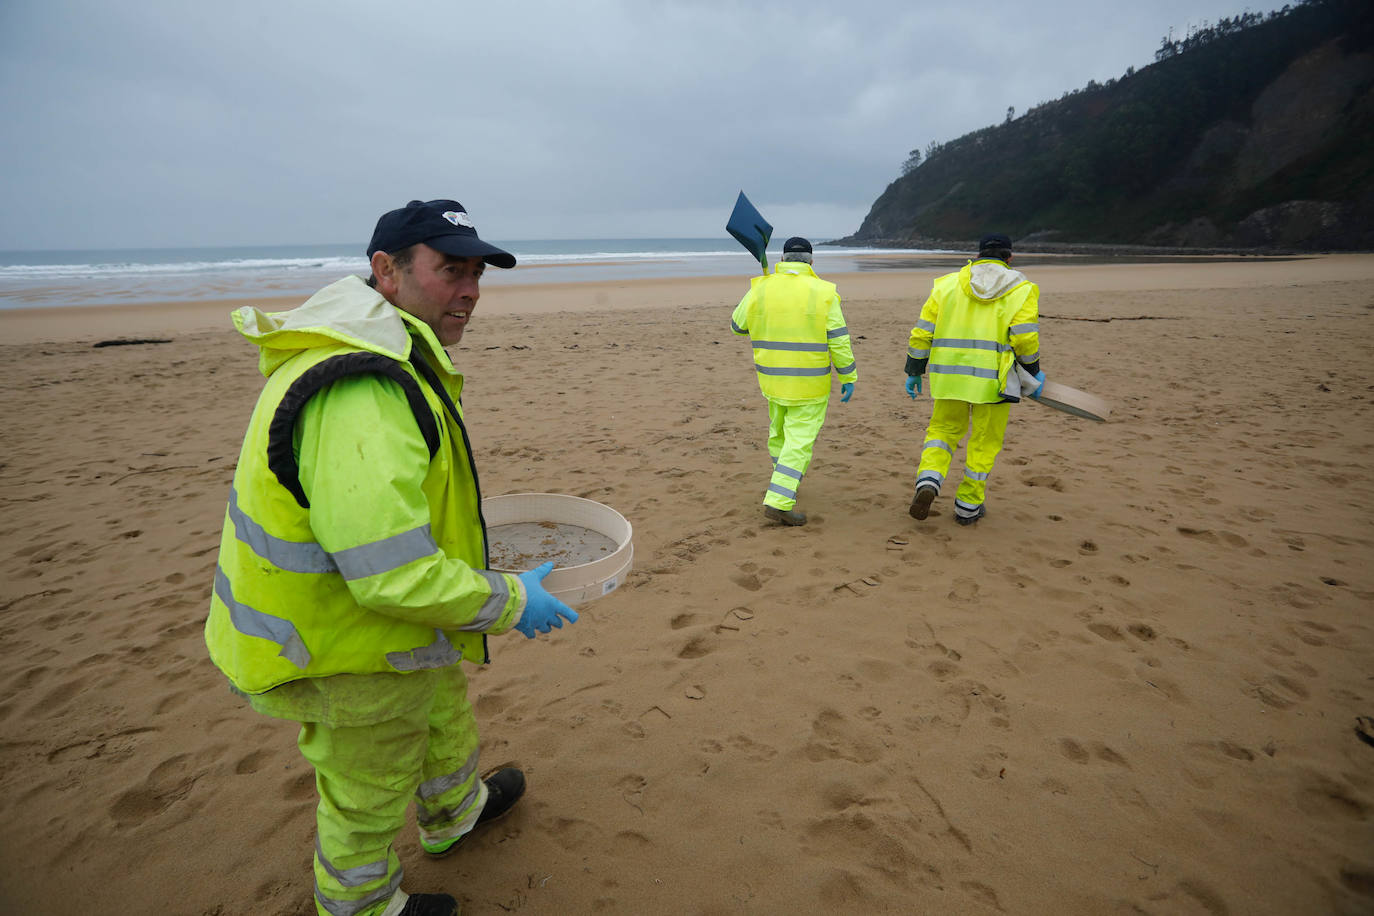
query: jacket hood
773 260 820 280
748 259 825 291
962 259 1029 300
232 275 455 378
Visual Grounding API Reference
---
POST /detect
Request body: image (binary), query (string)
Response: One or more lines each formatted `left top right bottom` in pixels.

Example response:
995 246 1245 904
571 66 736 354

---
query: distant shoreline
825 236 1361 257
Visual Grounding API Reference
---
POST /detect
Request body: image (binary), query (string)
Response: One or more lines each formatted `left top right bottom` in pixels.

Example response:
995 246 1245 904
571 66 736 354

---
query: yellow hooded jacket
905 259 1041 403
204 276 524 695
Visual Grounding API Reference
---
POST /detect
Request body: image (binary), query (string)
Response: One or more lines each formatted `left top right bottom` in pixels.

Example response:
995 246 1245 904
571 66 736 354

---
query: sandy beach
2 255 1372 915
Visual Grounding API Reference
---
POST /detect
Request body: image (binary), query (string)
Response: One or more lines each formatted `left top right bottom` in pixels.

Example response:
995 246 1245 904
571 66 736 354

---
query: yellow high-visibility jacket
730 261 857 405
905 259 1041 403
205 276 524 695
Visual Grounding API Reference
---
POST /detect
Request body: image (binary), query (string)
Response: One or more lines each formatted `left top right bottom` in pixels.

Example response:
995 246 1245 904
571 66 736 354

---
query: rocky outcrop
842 1 1374 252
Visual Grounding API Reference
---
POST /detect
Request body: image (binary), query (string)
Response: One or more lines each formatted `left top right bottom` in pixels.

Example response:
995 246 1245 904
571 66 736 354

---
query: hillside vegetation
841 0 1374 251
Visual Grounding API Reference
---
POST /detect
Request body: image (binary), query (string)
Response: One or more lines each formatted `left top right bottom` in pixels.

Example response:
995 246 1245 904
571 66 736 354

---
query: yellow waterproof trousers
764 399 828 510
916 399 1011 520
250 667 487 916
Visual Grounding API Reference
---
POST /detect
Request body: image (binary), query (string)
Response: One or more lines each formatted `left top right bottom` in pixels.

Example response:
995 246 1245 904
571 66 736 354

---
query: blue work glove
514 561 579 638
1030 370 1046 398
905 375 923 399
840 382 854 403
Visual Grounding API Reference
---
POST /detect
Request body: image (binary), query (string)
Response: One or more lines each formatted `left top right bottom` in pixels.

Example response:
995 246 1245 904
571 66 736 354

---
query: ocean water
0 239 945 310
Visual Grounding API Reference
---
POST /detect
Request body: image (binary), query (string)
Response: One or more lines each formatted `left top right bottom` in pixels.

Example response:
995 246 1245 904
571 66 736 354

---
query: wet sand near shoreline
1 256 1372 914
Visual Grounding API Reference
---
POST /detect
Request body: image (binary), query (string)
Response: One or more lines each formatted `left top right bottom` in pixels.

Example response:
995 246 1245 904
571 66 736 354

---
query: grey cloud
0 0 1274 248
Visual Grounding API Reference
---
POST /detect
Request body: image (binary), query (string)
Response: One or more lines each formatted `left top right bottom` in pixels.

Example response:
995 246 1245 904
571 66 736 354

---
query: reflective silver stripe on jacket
230 490 439 580
451 571 511 632
316 873 402 916
315 835 388 888
908 346 929 359
229 489 335 574
755 364 830 376
827 326 849 338
834 361 856 375
750 340 829 352
416 749 480 807
929 363 999 380
214 567 312 669
333 524 440 581
914 318 935 332
1017 351 1040 364
731 319 747 334
933 337 1011 352
773 463 803 481
1010 322 1039 335
386 629 462 671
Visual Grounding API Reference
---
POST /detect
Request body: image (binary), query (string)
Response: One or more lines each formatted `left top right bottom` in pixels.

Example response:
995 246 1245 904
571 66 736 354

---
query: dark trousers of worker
764 399 828 510
915 399 1011 520
252 666 487 916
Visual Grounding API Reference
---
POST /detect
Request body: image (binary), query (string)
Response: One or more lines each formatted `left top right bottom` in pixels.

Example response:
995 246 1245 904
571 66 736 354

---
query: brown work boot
909 486 936 520
764 505 807 526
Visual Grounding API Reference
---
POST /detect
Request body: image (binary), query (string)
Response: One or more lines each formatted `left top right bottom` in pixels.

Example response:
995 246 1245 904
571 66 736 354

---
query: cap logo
443 210 474 228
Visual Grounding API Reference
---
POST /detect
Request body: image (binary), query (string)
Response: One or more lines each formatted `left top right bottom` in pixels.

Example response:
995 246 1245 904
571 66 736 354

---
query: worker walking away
204 199 579 916
731 236 857 526
904 233 1045 526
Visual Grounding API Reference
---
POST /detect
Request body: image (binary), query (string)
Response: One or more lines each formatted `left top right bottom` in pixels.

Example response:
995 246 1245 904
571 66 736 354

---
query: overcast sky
0 0 1275 250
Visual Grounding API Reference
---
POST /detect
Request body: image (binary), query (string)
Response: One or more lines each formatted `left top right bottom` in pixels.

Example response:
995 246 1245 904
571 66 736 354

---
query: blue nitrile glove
1030 371 1046 398
840 382 854 403
905 375 923 399
514 561 579 638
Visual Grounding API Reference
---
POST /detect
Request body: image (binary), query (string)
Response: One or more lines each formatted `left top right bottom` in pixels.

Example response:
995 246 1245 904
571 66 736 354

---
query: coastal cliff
838 0 1373 252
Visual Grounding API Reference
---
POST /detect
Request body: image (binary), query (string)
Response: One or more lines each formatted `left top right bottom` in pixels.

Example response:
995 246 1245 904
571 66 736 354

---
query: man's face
380 244 485 346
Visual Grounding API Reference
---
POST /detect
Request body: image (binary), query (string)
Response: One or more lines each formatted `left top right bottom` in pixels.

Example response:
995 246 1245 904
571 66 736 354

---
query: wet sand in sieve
487 521 619 572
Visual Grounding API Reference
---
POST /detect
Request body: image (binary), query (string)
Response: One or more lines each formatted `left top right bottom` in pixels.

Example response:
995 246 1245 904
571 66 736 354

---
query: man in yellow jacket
204 200 578 916
732 237 857 526
904 233 1044 526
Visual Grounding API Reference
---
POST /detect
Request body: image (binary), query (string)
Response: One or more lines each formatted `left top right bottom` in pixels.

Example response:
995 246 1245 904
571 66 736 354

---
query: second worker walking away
904 233 1045 527
731 236 857 526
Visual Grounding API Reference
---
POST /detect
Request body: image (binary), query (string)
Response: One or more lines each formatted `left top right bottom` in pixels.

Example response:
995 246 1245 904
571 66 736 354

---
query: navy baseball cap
782 236 812 253
367 199 516 269
978 233 1013 253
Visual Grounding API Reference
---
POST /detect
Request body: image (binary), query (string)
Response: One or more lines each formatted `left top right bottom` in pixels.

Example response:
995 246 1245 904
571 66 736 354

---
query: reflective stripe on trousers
297 666 486 916
915 399 1010 510
764 399 828 510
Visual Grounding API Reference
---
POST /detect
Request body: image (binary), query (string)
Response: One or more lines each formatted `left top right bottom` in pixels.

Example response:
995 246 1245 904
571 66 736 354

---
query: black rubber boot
423 767 526 858
764 505 806 526
399 892 459 916
909 486 936 520
955 504 986 526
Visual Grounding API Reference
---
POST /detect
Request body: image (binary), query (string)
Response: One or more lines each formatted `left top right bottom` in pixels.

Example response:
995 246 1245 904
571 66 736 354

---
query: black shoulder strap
266 351 442 509
407 351 491 568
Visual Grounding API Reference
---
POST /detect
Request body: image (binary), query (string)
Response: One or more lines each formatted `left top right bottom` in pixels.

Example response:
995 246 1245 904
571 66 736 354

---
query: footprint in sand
804 709 882 765
108 753 199 829
1087 621 1125 642
947 577 979 602
1248 673 1310 709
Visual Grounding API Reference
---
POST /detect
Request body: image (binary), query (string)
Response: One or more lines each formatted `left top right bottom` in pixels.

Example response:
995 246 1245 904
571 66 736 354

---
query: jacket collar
772 260 820 279
233 275 457 377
